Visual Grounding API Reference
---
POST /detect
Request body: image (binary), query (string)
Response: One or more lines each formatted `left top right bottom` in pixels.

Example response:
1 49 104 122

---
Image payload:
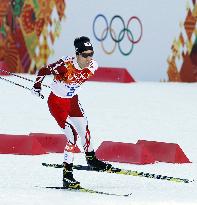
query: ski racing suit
33 56 98 164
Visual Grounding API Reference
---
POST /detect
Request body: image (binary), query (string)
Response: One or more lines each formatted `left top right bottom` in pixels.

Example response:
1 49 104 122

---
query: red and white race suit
34 56 98 163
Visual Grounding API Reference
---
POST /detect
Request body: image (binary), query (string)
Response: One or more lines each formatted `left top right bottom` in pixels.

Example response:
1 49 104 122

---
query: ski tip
42 163 49 167
121 192 132 197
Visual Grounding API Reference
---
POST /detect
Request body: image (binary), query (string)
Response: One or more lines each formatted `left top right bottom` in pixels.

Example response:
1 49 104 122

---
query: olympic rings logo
92 14 143 56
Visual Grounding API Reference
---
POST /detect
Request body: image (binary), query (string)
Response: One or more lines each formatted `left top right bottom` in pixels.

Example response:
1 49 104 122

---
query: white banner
48 0 189 81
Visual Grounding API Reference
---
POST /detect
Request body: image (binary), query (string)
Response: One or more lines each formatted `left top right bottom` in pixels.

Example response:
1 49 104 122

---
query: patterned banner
167 0 197 82
0 0 66 73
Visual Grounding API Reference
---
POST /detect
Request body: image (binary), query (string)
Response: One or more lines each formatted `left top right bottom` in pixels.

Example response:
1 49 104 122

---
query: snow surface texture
0 75 197 205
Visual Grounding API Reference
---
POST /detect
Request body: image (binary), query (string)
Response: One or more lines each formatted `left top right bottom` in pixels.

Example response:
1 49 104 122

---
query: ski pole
0 76 44 99
0 68 50 88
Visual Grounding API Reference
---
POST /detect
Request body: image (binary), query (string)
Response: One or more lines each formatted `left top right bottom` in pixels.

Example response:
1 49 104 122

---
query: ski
44 185 132 197
42 162 194 184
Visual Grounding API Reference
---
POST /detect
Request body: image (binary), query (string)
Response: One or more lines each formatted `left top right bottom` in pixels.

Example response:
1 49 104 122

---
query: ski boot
63 162 80 189
85 151 112 171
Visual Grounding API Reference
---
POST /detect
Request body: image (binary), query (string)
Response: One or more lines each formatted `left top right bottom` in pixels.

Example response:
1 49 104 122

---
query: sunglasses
80 51 94 58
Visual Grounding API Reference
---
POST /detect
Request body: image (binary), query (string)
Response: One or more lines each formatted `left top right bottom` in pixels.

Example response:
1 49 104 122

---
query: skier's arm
33 58 66 89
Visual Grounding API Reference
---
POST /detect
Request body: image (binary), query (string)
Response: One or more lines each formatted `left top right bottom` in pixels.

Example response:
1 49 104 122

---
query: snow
0 75 197 205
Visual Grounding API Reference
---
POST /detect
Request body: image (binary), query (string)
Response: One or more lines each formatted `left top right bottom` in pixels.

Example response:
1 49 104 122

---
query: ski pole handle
39 93 45 99
31 87 45 99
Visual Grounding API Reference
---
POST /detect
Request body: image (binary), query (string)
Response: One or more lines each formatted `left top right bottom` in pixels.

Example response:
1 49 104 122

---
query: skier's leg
69 116 94 152
61 117 81 187
47 93 80 187
70 116 112 171
62 117 78 164
69 96 112 171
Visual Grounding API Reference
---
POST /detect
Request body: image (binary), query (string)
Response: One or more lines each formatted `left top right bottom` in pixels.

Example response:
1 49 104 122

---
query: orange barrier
0 133 81 155
29 133 81 153
89 67 135 83
95 141 155 164
95 140 191 164
0 133 191 164
0 134 46 155
137 140 191 163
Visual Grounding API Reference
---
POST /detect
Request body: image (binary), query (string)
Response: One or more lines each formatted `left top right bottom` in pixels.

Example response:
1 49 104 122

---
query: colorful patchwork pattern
167 0 197 82
0 0 66 73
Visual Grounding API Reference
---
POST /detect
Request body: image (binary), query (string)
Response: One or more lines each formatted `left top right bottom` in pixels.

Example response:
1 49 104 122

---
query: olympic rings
101 27 117 55
127 16 143 44
109 15 126 43
118 28 134 56
93 14 108 41
92 14 143 56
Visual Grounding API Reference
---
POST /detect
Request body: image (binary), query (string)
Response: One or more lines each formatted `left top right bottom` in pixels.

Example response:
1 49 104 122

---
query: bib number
67 87 75 97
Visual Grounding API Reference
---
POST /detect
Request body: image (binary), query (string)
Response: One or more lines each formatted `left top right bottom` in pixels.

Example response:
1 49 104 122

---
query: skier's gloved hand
31 87 44 99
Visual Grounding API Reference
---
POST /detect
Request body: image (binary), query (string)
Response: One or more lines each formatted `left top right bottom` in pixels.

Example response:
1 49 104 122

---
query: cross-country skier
32 36 112 188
